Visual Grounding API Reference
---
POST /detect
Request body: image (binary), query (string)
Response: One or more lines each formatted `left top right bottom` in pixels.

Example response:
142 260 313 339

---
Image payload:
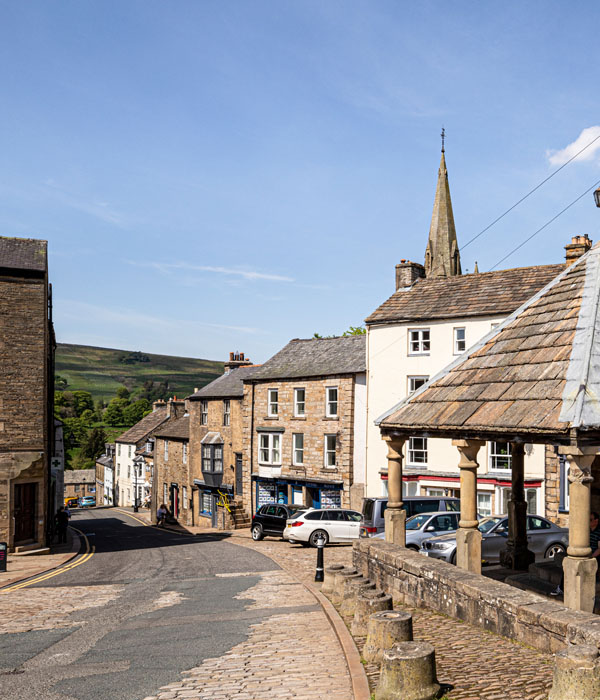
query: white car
283 507 362 546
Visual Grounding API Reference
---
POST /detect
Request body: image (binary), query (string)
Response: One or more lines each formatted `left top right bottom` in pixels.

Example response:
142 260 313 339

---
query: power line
489 178 600 271
462 132 600 251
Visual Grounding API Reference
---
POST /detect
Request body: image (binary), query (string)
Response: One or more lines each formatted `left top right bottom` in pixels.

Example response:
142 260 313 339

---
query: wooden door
14 483 37 543
235 453 243 497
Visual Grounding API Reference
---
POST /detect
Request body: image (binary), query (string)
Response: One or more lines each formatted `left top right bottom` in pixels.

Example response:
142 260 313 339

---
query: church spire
424 133 462 278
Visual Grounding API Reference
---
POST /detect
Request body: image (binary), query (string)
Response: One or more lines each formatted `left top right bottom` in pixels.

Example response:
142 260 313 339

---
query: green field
55 343 224 401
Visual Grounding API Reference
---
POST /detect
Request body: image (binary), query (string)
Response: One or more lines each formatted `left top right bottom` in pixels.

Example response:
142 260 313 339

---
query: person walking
551 510 600 596
55 506 70 544
157 503 168 527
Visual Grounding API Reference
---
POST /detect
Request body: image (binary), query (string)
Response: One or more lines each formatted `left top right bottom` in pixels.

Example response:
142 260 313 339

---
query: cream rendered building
364 147 586 517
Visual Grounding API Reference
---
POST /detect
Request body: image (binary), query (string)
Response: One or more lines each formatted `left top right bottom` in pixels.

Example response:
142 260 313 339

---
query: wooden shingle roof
366 264 564 325
378 247 600 443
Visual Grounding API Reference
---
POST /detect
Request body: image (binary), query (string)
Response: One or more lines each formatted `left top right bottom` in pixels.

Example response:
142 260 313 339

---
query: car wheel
545 543 566 560
251 524 264 541
450 550 457 565
309 530 329 547
406 544 419 552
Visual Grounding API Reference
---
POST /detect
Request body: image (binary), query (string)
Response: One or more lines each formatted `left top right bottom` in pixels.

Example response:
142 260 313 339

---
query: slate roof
115 407 168 444
249 336 366 381
366 264 564 325
378 247 600 442
0 236 47 273
189 365 260 399
153 415 190 440
64 469 96 484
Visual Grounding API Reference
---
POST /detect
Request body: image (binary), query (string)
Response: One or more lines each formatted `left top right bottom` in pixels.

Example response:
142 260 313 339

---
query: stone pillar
500 443 535 570
559 446 598 613
453 439 484 573
382 435 406 546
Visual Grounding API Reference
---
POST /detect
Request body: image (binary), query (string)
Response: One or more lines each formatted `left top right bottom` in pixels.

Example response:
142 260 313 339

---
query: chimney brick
395 261 426 290
565 234 592 264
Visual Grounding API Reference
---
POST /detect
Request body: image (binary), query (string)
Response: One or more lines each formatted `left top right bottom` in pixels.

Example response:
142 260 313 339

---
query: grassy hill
55 343 224 401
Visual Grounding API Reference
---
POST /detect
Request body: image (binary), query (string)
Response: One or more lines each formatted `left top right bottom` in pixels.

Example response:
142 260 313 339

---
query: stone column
382 435 406 546
559 446 598 613
500 443 535 570
452 439 484 573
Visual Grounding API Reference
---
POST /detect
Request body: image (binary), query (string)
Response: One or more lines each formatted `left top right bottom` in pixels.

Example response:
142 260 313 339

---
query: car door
481 518 509 563
344 510 362 540
264 504 279 533
321 510 347 541
526 516 553 558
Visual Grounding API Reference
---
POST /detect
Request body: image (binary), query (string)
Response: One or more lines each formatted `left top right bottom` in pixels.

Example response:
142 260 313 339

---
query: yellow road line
114 508 150 527
114 508 195 537
1 527 93 593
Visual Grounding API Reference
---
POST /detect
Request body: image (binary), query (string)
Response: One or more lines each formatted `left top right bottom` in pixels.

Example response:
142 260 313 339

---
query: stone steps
505 572 560 599
12 547 51 557
529 559 563 586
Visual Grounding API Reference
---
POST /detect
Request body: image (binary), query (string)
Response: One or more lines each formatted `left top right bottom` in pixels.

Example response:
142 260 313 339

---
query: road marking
113 508 195 536
0 527 94 593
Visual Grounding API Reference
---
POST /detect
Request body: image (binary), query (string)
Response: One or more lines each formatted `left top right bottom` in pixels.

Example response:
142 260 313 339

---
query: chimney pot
229 352 234 361
565 235 593 264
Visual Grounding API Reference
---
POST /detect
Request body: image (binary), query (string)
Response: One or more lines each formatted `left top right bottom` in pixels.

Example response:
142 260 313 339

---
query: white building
364 148 587 516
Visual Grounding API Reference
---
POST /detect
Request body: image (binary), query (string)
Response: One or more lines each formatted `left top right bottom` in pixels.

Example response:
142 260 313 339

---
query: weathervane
441 126 445 153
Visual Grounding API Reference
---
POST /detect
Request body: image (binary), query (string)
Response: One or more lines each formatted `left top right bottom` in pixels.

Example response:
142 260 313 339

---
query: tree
79 409 94 426
72 391 94 417
103 403 124 426
63 417 87 449
343 326 366 336
123 399 151 427
81 427 107 460
116 385 131 400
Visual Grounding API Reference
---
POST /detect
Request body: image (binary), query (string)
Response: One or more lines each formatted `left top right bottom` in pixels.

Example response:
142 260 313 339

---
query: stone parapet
353 539 600 654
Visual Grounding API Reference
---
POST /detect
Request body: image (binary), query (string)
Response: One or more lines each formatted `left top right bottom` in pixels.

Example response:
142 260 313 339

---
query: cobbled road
0 509 351 700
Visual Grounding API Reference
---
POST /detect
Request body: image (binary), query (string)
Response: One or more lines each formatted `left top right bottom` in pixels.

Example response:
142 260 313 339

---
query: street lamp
133 456 143 512
594 187 600 208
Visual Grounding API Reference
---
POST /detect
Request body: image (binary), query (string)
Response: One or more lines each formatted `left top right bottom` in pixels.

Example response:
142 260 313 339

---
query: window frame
477 492 492 517
258 433 281 466
182 486 188 509
325 387 338 418
292 433 304 466
182 442 188 464
489 441 512 471
223 399 231 427
324 434 336 468
294 388 306 417
408 328 431 355
202 443 224 473
267 389 279 417
454 327 466 354
407 436 428 465
164 439 169 462
407 375 429 394
200 400 208 425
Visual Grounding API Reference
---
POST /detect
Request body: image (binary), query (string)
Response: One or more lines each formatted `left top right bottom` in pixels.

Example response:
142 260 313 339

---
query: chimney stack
224 351 253 374
565 235 593 264
152 399 166 412
395 260 426 290
167 397 186 419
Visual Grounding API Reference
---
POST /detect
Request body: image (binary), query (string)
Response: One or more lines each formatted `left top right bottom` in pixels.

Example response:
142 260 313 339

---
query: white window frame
454 327 466 354
489 441 511 471
294 388 306 417
183 442 188 464
408 376 429 394
223 399 230 426
267 389 279 417
325 387 338 417
324 434 336 468
407 436 428 465
408 328 430 355
202 443 223 472
427 488 444 497
163 483 168 504
258 433 281 465
128 445 132 458
200 400 208 425
292 433 304 465
164 439 169 462
183 486 188 509
477 492 492 517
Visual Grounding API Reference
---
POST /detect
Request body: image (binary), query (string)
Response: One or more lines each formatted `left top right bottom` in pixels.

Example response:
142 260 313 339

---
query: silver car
374 511 460 550
421 515 568 564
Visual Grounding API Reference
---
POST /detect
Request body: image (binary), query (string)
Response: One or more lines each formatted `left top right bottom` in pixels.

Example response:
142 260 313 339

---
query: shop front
252 475 344 512
194 479 234 528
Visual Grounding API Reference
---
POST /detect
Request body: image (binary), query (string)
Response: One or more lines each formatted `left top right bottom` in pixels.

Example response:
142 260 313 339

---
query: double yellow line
0 526 94 593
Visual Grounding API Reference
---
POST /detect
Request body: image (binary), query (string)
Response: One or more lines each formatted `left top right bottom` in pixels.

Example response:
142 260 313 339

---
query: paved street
0 509 352 700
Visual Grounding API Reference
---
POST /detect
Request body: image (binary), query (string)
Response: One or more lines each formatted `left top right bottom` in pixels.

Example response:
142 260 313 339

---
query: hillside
55 343 224 401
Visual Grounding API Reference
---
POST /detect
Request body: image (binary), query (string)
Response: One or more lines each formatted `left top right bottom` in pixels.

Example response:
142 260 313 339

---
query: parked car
374 511 460 550
79 496 96 508
64 497 79 509
360 496 460 537
421 515 568 564
283 507 362 546
251 503 306 540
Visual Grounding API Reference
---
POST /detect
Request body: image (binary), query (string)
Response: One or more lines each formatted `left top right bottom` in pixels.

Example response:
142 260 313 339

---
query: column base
499 545 535 571
564 556 598 613
456 528 482 574
385 509 406 546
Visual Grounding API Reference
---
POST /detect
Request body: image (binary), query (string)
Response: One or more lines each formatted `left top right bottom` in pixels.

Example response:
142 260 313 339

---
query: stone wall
154 437 193 525
354 539 600 655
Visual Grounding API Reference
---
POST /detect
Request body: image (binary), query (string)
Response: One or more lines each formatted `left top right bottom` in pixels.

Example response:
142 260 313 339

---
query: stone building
152 409 191 524
187 353 257 529
0 237 55 552
64 469 96 501
364 145 592 519
114 401 170 507
243 336 366 512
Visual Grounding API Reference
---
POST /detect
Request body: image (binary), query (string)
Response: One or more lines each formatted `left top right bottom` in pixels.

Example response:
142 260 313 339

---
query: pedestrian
551 510 600 596
157 503 168 527
55 506 69 544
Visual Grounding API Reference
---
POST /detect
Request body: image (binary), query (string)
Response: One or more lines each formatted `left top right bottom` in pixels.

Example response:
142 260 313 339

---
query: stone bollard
376 641 440 700
340 577 375 618
363 610 413 665
332 567 359 605
322 564 345 595
549 645 600 700
351 589 392 637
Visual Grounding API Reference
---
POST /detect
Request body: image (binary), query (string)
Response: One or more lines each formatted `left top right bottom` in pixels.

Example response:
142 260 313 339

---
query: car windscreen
362 499 375 520
406 514 431 530
478 517 503 533
445 501 460 512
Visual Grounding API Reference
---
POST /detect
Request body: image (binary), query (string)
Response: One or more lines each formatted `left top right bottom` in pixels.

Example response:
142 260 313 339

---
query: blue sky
1 1 599 363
